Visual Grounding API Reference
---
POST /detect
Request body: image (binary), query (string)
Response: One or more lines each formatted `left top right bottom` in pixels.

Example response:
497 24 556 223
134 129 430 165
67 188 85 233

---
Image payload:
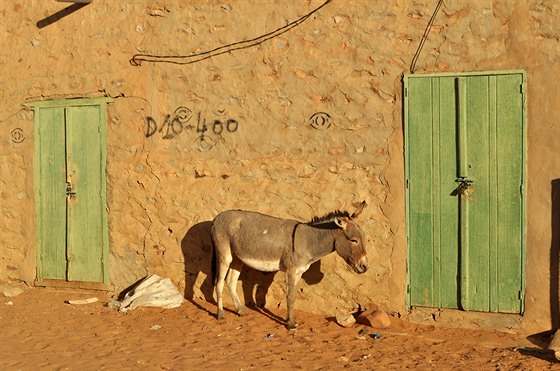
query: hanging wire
409 0 444 74
130 0 333 66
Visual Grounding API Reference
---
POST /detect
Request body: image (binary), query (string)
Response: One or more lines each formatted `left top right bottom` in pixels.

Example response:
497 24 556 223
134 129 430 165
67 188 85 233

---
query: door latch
452 178 474 196
66 182 76 197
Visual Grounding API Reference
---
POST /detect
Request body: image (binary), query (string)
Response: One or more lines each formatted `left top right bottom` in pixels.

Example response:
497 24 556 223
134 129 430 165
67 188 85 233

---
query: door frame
403 70 527 313
28 97 112 288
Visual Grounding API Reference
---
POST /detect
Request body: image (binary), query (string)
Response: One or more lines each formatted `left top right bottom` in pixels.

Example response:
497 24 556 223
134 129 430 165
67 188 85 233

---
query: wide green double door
31 98 111 285
405 71 525 313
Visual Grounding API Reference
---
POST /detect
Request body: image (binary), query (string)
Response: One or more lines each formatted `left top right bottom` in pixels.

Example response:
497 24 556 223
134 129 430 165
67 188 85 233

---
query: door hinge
406 179 409 189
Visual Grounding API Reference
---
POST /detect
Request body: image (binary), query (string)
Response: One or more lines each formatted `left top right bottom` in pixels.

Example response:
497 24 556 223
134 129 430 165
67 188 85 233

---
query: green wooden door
31 98 111 284
404 71 525 314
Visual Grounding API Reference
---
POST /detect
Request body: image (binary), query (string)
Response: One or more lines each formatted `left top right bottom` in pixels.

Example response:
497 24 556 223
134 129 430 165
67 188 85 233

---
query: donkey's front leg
285 269 303 329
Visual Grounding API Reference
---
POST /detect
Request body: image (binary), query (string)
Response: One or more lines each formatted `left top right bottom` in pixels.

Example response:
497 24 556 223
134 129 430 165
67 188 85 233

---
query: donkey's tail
210 236 217 287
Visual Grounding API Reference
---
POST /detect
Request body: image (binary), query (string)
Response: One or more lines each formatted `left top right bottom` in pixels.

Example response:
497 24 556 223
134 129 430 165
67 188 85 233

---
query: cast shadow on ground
181 221 326 325
517 345 557 364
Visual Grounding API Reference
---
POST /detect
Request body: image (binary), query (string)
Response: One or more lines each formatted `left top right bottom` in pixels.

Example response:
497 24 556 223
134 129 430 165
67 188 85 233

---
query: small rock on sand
356 310 392 329
336 314 356 328
66 297 99 305
0 285 24 298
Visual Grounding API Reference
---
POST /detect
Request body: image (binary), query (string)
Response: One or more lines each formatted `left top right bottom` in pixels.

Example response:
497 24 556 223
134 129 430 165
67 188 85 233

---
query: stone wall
0 0 558 332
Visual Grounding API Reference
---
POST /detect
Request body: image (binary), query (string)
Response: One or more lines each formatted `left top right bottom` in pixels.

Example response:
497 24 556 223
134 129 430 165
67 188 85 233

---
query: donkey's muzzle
355 263 368 274
353 256 368 274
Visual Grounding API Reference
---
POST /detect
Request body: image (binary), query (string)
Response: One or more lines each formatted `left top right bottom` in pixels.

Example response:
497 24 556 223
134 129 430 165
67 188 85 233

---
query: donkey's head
332 201 368 274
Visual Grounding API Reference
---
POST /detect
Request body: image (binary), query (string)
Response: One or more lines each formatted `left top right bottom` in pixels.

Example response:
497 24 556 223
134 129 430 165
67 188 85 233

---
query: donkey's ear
351 201 367 219
334 217 348 230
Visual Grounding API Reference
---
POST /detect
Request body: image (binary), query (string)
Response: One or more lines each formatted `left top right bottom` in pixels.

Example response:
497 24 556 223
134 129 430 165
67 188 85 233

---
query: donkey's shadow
181 221 215 310
241 260 324 322
181 221 324 324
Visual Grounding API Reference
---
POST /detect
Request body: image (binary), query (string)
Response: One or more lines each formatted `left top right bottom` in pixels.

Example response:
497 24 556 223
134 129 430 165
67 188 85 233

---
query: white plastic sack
118 274 185 312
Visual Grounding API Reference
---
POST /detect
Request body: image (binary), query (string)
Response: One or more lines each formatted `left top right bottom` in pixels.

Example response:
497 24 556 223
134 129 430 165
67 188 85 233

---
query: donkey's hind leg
226 256 246 317
215 253 232 320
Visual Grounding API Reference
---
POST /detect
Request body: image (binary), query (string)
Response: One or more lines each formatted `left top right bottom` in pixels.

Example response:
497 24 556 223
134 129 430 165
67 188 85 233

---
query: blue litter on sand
264 333 275 339
370 333 381 339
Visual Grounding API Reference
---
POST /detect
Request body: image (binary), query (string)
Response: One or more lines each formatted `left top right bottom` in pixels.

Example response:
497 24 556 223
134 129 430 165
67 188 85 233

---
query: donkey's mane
308 210 350 225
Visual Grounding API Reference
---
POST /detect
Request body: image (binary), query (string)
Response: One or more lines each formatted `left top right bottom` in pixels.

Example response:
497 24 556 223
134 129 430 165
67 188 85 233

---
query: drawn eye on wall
212 107 228 117
11 128 25 143
195 135 215 151
174 107 193 125
309 112 332 130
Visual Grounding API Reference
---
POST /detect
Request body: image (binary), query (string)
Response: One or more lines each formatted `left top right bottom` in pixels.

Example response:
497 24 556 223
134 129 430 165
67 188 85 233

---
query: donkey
210 201 368 329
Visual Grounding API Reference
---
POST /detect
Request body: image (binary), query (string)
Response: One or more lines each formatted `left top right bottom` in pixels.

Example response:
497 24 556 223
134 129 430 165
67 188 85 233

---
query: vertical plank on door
407 77 436 307
431 78 442 307
65 105 104 282
438 77 460 309
496 74 524 313
488 75 499 312
464 75 491 311
36 107 67 280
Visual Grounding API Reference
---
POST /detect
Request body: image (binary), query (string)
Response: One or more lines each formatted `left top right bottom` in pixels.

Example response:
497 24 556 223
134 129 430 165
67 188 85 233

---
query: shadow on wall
241 259 325 306
181 221 215 313
551 179 560 329
239 259 324 326
36 3 89 29
180 221 326 319
524 180 559 355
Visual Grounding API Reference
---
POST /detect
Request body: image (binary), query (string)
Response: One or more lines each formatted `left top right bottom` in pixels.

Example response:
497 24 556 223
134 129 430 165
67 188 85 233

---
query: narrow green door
405 71 525 314
31 98 111 284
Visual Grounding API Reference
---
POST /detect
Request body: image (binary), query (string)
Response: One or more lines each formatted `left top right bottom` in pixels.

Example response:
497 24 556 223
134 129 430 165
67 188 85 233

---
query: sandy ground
0 287 558 370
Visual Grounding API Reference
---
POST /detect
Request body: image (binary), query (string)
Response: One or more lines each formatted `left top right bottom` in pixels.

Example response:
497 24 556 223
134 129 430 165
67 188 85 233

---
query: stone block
336 314 356 328
0 285 24 298
356 309 392 329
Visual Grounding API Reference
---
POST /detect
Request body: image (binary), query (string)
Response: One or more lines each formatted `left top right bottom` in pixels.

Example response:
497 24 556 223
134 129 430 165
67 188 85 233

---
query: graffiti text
146 106 239 150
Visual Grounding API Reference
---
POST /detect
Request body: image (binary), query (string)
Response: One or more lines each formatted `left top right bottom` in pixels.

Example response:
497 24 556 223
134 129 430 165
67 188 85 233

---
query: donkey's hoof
286 320 297 330
217 311 225 320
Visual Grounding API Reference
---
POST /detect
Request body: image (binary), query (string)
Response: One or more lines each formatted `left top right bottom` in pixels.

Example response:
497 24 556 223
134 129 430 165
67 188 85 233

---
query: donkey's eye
351 239 359 244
